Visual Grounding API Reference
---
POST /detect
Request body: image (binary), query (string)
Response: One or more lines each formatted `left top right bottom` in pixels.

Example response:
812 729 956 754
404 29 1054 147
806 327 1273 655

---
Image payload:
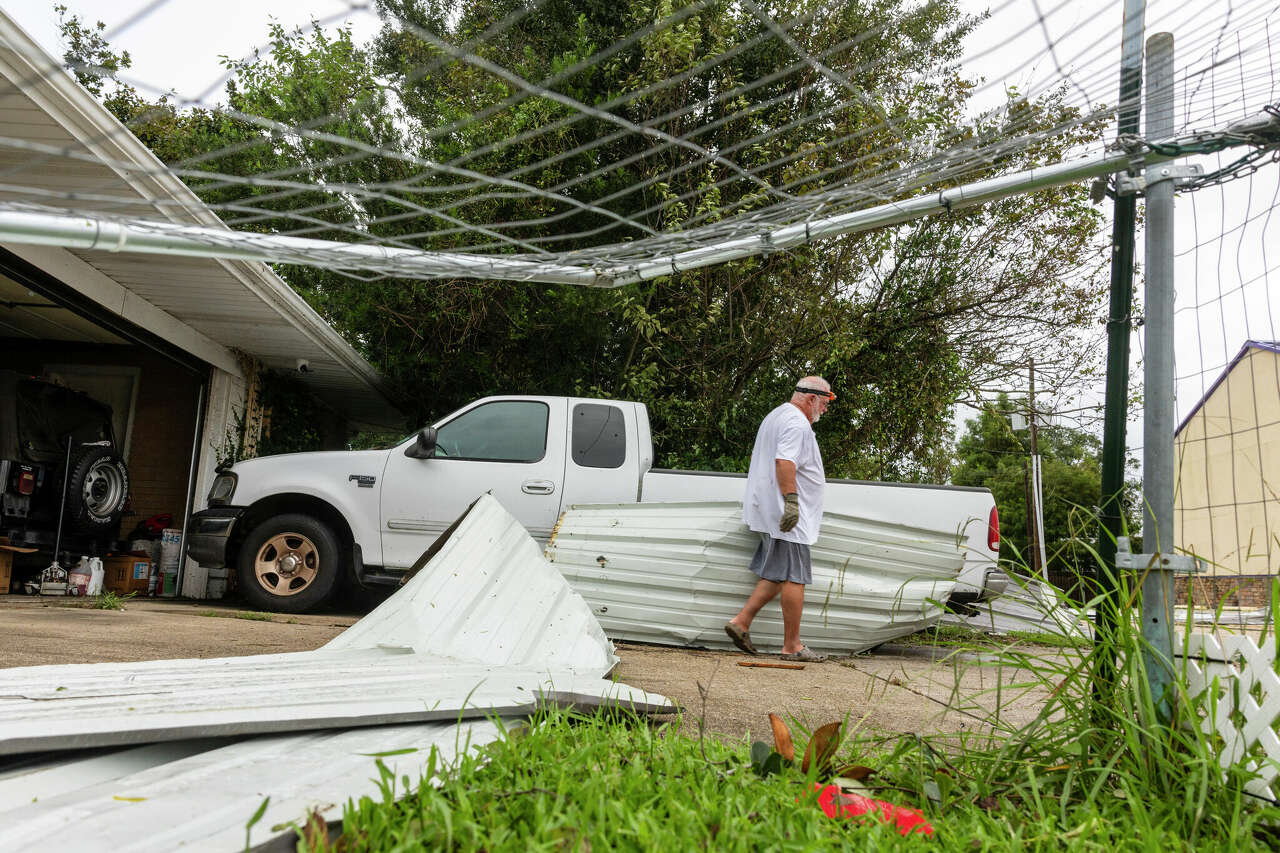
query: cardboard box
0 538 38 595
104 554 152 595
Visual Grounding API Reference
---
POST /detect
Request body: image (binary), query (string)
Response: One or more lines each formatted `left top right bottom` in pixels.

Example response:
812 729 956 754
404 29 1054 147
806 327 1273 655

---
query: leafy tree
54 4 130 96
953 394 1136 576
58 1 1109 479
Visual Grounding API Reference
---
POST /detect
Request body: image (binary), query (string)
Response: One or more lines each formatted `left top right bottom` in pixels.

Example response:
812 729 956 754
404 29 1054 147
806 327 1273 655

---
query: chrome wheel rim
82 459 127 520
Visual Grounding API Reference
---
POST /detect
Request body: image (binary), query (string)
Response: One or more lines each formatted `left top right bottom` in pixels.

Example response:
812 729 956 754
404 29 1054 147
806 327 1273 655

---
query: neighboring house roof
1174 340 1280 437
0 11 403 430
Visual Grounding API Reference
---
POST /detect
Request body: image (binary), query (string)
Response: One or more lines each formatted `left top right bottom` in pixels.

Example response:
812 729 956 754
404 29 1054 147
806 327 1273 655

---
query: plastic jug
86 557 104 596
67 557 91 596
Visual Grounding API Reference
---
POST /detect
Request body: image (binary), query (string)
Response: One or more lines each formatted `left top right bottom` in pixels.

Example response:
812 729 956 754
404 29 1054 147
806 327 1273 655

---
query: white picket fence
1177 632 1280 801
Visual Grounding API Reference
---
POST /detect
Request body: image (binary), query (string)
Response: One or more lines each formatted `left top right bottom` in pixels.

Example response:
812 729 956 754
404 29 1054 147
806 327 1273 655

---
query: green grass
1004 628 1091 650
302 568 1280 851
890 617 1090 650
891 624 1088 652
311 696 1278 852
197 608 274 621
93 590 134 610
892 624 1001 648
234 610 273 621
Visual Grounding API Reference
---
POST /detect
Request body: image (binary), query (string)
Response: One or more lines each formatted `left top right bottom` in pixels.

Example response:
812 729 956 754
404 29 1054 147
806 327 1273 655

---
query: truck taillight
987 506 1000 551
17 468 35 495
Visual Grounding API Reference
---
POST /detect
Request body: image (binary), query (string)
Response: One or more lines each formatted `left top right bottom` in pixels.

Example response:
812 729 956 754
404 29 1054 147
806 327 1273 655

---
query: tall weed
313 564 1279 850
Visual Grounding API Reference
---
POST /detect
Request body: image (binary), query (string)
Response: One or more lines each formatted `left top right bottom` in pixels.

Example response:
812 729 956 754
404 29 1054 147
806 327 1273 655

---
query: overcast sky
3 0 1276 435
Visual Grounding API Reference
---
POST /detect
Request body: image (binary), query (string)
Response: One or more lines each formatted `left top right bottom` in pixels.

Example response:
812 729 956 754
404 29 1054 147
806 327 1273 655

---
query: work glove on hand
779 493 800 532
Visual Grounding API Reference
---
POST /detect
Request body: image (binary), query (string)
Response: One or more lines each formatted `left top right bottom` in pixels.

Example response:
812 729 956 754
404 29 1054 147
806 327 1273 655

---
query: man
724 376 833 662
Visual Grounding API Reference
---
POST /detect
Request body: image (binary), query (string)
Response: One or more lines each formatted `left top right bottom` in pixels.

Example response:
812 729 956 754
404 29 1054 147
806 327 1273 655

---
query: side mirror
404 426 438 459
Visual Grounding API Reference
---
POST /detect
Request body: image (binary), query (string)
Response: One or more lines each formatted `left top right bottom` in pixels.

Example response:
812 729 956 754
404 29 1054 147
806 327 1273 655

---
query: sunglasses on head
796 386 836 401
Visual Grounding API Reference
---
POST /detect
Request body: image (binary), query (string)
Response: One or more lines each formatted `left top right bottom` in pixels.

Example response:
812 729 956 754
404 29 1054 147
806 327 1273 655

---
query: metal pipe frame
0 119 1272 287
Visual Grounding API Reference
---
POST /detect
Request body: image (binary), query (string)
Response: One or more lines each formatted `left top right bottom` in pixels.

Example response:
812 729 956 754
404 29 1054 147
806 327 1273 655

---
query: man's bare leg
729 578 781 631
780 581 806 653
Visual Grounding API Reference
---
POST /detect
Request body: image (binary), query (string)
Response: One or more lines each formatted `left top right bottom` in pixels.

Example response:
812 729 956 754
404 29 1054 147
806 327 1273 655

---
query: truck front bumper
186 507 246 568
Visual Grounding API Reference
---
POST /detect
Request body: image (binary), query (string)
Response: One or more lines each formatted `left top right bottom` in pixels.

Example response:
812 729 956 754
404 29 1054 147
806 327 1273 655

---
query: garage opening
0 249 207 596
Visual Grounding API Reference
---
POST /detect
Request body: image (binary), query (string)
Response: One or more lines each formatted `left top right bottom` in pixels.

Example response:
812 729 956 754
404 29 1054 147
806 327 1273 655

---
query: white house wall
182 364 249 598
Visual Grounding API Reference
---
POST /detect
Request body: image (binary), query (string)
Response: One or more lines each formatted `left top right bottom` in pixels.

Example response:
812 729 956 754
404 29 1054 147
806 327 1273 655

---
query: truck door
379 398 568 568
559 400 643 504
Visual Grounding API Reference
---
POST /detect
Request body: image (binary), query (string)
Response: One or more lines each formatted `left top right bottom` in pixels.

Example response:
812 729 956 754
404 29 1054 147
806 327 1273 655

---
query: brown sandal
780 646 827 662
724 622 758 655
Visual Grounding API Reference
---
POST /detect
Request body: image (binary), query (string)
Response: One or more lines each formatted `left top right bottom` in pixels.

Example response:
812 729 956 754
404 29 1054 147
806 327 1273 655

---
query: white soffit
546 501 966 654
0 12 401 429
0 719 512 852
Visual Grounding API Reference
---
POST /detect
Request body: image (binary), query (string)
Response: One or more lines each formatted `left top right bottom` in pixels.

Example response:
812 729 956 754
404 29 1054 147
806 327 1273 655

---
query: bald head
790 376 832 423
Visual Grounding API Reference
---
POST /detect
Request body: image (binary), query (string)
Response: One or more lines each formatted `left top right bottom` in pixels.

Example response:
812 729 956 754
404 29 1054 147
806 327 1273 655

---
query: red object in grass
814 784 934 836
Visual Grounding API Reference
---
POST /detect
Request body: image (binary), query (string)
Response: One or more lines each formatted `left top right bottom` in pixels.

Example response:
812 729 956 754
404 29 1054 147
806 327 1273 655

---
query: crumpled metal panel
546 501 965 653
326 493 618 673
0 653 666 754
0 495 663 757
0 494 671 849
0 719 512 852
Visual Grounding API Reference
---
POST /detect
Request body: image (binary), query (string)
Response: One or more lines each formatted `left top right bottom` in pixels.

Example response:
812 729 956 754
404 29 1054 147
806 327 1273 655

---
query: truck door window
434 401 549 462
571 403 626 469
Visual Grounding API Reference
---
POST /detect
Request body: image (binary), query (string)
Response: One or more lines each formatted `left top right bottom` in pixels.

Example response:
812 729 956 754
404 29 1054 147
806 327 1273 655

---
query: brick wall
124 355 201 525
1042 564 1276 610
1175 574 1277 609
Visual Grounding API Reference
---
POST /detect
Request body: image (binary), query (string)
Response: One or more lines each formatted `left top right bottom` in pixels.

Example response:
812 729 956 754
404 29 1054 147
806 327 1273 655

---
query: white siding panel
0 496 670 850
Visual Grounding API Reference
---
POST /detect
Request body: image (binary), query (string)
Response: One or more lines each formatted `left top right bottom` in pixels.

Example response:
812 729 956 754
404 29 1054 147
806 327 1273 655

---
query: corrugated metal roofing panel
0 497 662 755
546 501 965 654
327 493 618 671
0 495 670 850
0 719 512 852
0 655 665 754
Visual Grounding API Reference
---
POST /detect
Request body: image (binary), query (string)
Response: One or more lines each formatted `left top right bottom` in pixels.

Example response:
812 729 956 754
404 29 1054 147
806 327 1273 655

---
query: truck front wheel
237 514 341 613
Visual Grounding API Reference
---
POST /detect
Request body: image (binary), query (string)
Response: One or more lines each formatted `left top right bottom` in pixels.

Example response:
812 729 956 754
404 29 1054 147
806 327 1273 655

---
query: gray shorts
747 532 812 585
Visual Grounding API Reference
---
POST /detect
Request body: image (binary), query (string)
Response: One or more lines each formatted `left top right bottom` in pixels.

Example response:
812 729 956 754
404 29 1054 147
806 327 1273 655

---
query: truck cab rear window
434 400 548 462
572 404 625 469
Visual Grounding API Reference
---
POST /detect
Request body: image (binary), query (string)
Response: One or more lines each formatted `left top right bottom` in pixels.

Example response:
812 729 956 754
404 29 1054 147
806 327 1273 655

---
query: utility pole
1095 0 1147 702
1028 359 1048 580
1138 31 1177 715
1023 459 1036 573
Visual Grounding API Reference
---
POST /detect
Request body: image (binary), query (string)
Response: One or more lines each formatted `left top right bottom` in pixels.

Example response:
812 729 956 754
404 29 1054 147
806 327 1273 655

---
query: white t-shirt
742 402 825 544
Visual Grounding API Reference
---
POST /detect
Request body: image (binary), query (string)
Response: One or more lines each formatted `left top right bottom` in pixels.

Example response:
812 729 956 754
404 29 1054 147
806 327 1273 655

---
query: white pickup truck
188 395 1005 613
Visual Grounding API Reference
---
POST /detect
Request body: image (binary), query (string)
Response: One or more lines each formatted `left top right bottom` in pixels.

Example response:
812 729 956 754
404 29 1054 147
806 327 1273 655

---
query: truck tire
237 514 341 613
64 445 130 535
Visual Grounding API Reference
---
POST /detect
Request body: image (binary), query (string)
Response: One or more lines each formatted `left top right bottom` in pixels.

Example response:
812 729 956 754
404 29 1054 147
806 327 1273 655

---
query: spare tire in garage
64 445 130 534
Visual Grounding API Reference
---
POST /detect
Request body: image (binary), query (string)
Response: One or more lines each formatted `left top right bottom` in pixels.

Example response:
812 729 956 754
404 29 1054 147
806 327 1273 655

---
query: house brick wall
122 356 201 525
1175 574 1276 609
